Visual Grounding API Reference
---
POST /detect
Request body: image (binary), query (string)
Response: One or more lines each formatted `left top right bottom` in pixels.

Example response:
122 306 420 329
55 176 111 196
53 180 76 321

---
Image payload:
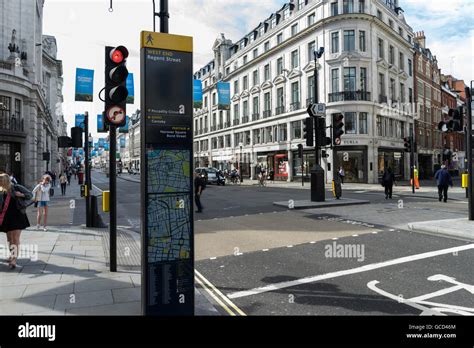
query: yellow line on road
195 270 246 316
194 274 236 316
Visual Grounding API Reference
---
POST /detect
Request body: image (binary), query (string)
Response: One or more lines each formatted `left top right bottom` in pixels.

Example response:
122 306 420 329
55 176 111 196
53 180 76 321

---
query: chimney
414 31 426 49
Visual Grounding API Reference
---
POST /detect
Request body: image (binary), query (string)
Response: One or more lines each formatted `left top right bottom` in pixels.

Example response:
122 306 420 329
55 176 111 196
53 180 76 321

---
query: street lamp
311 46 325 202
239 142 244 182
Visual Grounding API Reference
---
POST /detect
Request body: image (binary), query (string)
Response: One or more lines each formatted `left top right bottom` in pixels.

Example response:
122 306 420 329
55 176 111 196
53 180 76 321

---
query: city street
90 169 473 316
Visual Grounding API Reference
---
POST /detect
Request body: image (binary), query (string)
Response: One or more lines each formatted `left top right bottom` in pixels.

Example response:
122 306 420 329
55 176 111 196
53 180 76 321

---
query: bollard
103 191 110 212
91 195 107 228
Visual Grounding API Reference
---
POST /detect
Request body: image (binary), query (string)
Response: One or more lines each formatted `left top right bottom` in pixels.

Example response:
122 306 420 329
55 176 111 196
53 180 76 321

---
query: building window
399 27 403 37
307 13 316 26
359 112 368 134
243 76 248 90
291 81 300 104
408 59 413 76
399 52 404 70
253 48 258 59
264 92 271 112
345 112 356 134
390 78 396 101
308 75 315 102
331 68 339 93
291 121 302 139
243 100 249 118
331 32 339 53
253 70 259 86
359 31 366 52
331 2 338 16
264 41 270 52
0 95 11 129
409 88 413 103
379 73 385 96
234 80 239 94
344 30 355 51
360 67 367 92
291 49 299 69
344 67 356 92
343 0 354 13
377 116 382 136
389 19 393 28
264 64 270 81
243 55 248 64
389 45 395 65
277 57 284 75
291 23 298 36
377 9 382 20
234 104 239 119
253 96 259 115
212 93 216 105
359 0 365 13
279 124 288 141
277 33 283 45
307 41 315 63
277 87 284 107
378 38 384 59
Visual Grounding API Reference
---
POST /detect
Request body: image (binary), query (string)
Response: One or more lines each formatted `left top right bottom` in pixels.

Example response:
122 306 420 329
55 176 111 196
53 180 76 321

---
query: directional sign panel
307 103 326 117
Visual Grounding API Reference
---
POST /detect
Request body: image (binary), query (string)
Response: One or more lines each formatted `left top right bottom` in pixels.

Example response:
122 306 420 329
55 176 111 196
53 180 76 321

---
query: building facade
193 0 416 184
412 31 442 179
0 0 65 187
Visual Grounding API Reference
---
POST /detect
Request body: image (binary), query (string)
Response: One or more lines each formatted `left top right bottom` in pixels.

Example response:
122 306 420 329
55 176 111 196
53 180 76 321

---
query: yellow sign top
141 31 193 53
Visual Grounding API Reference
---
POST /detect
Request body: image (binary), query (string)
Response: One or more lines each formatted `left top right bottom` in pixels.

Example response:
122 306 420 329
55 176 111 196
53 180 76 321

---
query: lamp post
239 142 243 182
310 47 325 202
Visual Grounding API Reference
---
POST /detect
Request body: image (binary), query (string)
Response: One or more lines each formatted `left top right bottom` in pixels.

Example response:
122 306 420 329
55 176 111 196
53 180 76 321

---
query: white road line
227 243 474 299
332 238 338 240
371 232 378 234
262 249 269 252
352 234 359 237
310 241 316 244
210 257 217 260
287 245 293 248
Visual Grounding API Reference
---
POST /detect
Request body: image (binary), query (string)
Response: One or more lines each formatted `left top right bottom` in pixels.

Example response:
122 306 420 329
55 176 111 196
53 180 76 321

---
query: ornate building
0 0 66 187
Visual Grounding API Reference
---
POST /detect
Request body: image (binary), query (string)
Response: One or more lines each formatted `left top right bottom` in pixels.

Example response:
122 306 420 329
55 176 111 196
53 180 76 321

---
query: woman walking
33 175 51 231
59 172 68 196
0 173 31 269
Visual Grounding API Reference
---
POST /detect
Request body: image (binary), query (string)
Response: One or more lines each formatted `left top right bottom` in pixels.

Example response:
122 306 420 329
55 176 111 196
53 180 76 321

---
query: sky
42 0 474 141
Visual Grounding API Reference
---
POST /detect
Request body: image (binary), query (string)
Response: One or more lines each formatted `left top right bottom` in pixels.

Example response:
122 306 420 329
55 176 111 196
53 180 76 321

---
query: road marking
310 241 316 244
195 270 246 316
227 244 474 299
371 232 378 234
194 274 235 316
352 234 359 237
287 245 293 248
210 257 217 260
262 249 269 252
332 237 338 240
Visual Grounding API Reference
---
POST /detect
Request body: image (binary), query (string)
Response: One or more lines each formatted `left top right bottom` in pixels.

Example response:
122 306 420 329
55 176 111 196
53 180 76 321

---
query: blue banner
97 114 107 133
217 82 230 110
91 150 97 157
193 79 203 109
75 114 85 129
98 138 105 148
104 143 109 151
126 73 134 104
75 68 94 102
120 137 126 148
119 116 129 133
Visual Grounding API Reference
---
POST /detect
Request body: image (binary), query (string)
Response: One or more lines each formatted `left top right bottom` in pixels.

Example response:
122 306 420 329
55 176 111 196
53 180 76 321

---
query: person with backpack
381 167 396 199
0 173 32 269
32 175 52 231
194 172 205 213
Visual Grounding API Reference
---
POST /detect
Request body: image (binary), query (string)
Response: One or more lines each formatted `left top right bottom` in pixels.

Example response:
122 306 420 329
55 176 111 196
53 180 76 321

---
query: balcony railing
252 113 260 121
217 124 223 130
224 122 231 128
263 110 271 118
242 116 249 124
290 102 301 111
306 97 314 107
328 91 371 102
0 117 24 132
233 119 240 126
203 127 208 133
275 106 285 115
379 95 388 104
210 125 216 132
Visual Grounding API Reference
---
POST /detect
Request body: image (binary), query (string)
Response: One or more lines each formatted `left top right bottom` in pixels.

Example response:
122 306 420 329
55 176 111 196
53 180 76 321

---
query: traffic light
332 114 344 146
105 46 129 127
71 127 83 148
297 144 303 158
452 106 464 131
303 117 314 147
403 136 412 153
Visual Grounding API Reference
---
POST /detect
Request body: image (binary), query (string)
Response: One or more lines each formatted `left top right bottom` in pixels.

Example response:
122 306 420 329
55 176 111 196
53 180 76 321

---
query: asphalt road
90 170 473 316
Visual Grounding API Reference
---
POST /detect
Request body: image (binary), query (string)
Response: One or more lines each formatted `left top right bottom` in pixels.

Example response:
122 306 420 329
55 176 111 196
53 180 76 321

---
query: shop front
292 151 315 182
254 151 288 181
334 146 368 183
378 148 406 181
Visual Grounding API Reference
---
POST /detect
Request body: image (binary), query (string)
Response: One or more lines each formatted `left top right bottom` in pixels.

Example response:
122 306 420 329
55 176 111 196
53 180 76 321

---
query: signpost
140 30 194 315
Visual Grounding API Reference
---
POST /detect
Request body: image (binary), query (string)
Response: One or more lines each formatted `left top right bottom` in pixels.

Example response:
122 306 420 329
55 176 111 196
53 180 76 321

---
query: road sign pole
466 86 473 221
84 112 92 227
109 124 117 271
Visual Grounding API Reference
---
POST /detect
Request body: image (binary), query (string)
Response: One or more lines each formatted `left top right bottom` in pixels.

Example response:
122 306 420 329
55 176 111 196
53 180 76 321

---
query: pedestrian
338 166 345 184
32 175 51 231
382 167 396 199
8 171 18 185
434 165 453 203
51 171 57 187
73 168 77 180
194 172 205 213
0 173 32 269
59 172 68 196
66 169 72 186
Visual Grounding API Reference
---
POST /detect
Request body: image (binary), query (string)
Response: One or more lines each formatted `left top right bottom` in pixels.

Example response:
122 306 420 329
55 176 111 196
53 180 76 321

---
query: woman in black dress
0 173 31 269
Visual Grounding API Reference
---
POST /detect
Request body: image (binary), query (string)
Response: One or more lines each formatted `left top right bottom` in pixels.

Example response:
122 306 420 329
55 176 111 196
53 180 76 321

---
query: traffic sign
106 105 126 125
307 103 326 117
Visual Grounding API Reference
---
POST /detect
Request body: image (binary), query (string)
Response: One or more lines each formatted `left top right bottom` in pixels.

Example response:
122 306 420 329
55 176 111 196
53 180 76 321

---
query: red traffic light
109 46 129 64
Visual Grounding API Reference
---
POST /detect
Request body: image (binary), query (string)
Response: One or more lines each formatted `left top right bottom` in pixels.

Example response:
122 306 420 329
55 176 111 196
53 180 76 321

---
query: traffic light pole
109 124 117 271
84 111 92 227
411 134 415 194
310 54 325 202
152 0 169 33
466 86 473 221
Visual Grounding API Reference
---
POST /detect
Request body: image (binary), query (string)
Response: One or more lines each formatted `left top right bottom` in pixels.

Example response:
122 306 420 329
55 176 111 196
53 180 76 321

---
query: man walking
382 167 396 199
434 165 453 203
194 172 205 213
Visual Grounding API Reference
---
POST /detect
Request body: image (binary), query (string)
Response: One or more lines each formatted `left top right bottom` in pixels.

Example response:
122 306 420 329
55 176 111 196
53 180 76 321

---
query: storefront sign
140 30 194 316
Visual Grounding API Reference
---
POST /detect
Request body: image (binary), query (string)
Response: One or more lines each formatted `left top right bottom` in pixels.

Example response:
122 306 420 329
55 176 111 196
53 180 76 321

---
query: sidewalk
0 180 220 315
408 218 474 241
